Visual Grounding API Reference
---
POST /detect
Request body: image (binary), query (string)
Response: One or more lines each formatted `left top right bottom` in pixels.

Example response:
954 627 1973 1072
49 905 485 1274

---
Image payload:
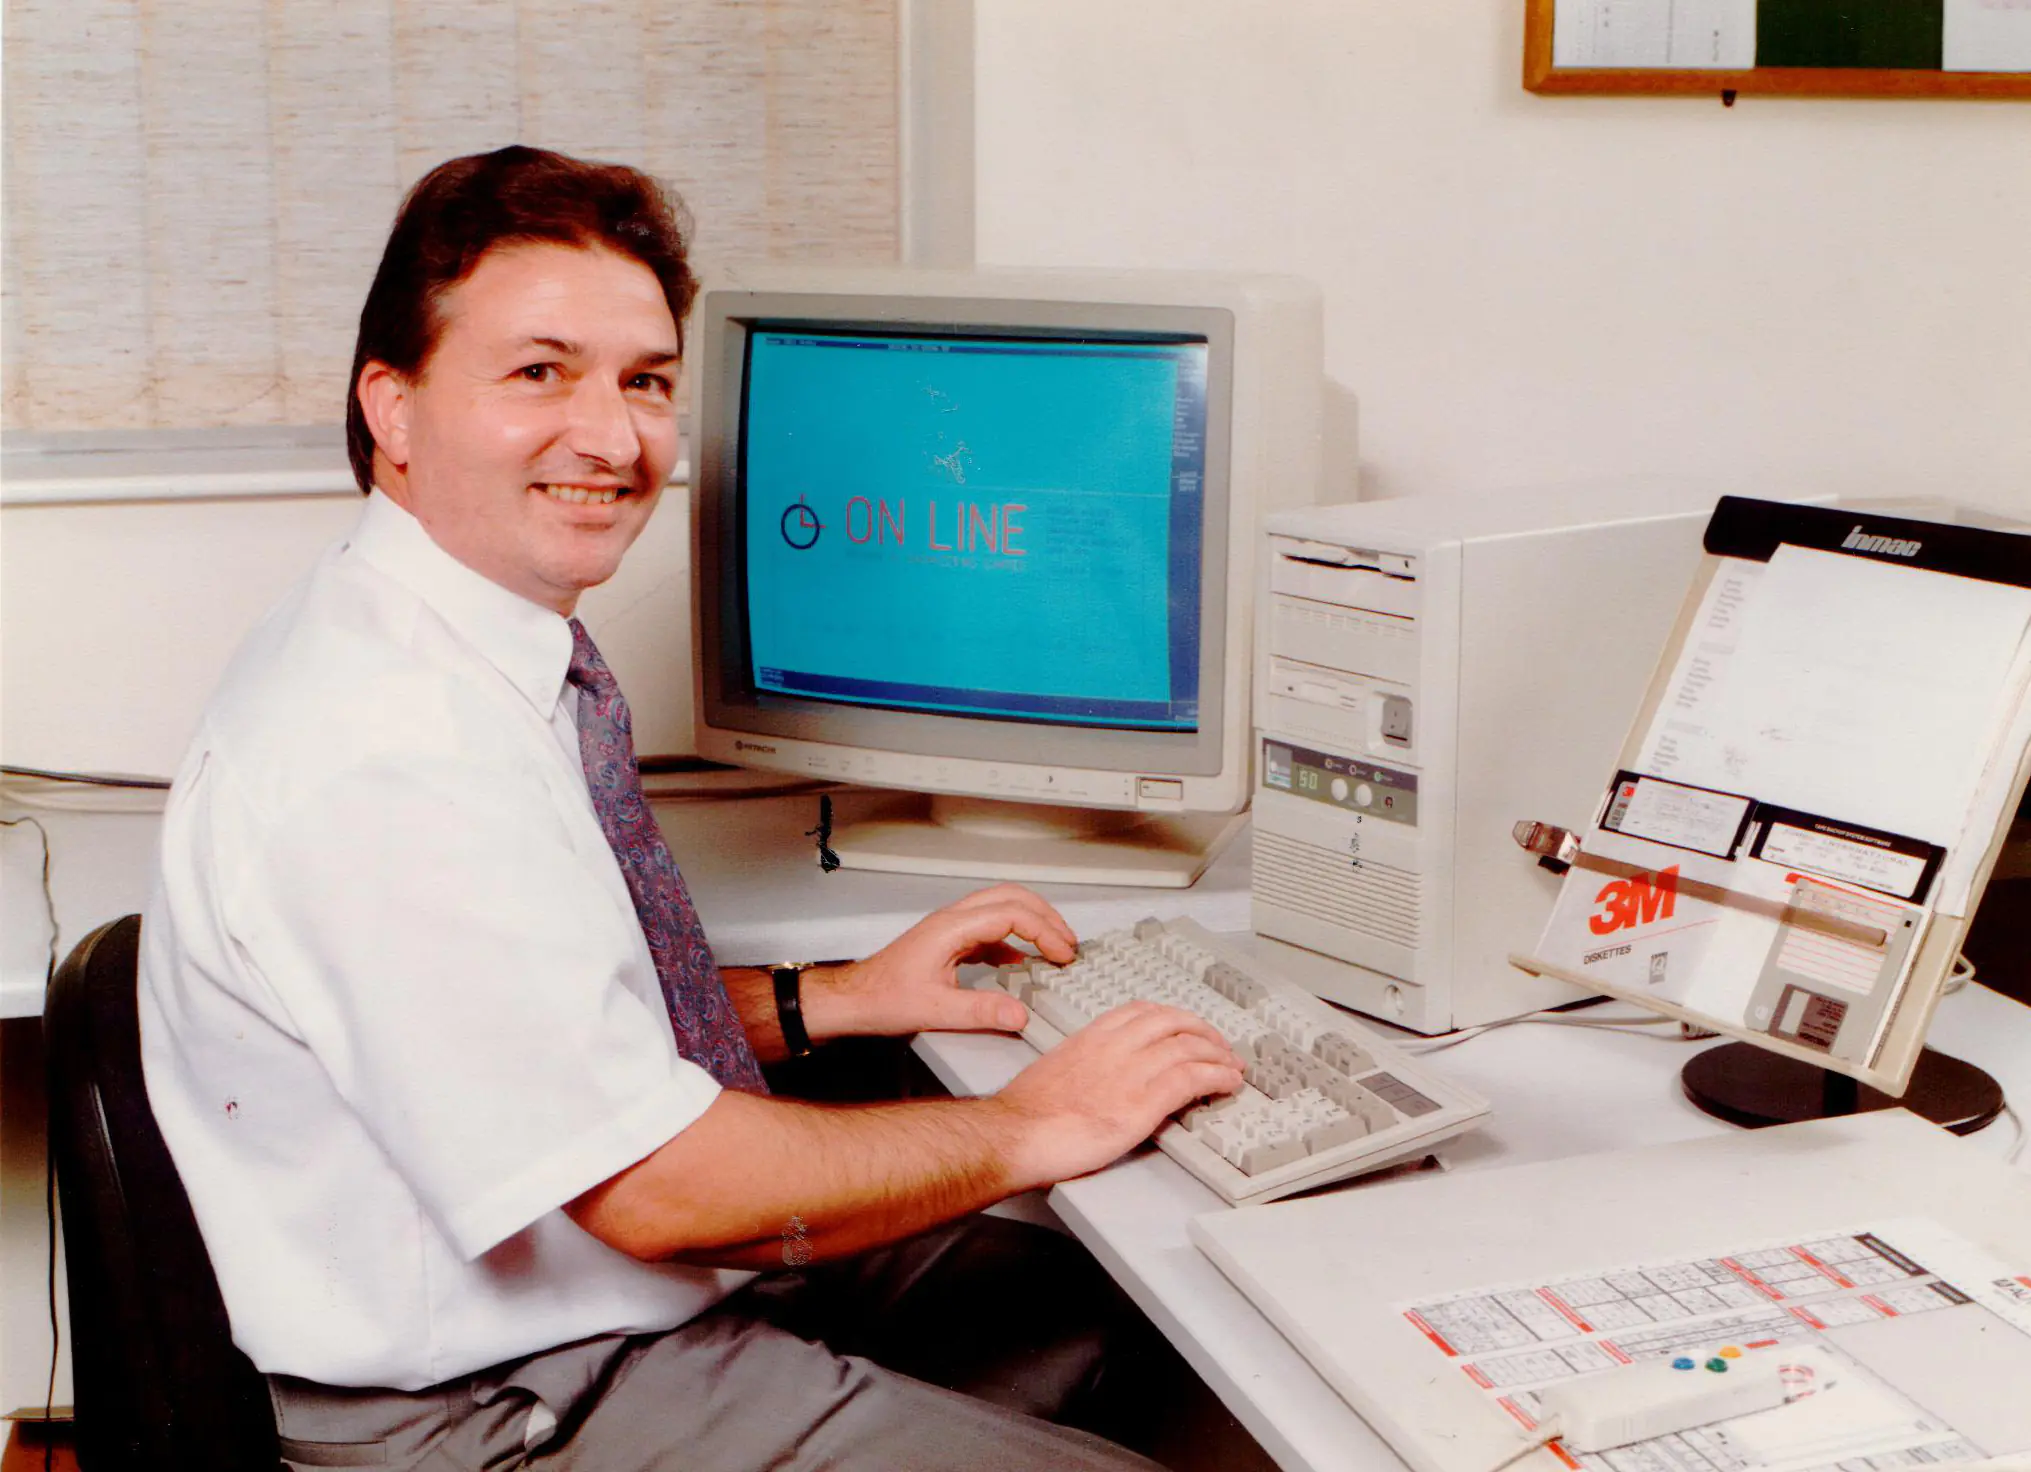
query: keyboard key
1364 1072 1444 1119
1238 1134 1307 1175
1030 988 1091 1036
1315 1032 1376 1077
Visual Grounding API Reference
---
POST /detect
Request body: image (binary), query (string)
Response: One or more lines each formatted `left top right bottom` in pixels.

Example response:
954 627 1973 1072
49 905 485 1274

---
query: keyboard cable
1401 1009 1689 1057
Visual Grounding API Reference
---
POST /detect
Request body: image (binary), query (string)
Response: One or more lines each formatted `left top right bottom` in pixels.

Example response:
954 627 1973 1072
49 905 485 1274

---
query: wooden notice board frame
1525 0 2031 100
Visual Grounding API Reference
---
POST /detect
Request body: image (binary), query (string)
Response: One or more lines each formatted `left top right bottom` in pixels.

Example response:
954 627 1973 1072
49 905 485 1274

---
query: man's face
364 242 680 614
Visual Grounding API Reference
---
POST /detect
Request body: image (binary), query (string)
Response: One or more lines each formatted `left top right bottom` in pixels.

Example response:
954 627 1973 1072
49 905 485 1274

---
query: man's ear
356 361 412 470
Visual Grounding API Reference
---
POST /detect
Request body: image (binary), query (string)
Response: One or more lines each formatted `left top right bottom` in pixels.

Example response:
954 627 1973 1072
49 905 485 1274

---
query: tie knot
566 617 615 695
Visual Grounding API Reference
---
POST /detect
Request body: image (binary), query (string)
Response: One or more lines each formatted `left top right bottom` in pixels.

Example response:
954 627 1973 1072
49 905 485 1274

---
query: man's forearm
567 1089 1027 1268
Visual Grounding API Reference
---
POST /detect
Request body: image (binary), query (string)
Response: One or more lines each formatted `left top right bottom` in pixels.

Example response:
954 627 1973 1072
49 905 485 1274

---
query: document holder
1513 497 2031 1101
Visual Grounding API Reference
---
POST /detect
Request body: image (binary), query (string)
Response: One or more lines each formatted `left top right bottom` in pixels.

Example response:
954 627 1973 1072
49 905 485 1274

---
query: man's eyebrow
519 337 679 368
525 336 583 357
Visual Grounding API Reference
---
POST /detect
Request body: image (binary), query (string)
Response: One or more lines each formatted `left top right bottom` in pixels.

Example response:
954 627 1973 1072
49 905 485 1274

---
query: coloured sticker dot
1706 1357 1729 1373
1672 1357 1695 1370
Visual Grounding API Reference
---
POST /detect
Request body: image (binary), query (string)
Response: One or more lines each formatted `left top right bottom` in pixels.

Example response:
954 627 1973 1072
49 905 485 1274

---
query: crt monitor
690 265 1324 886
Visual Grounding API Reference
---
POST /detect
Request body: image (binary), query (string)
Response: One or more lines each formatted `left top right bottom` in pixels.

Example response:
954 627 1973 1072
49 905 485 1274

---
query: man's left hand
803 883 1077 1041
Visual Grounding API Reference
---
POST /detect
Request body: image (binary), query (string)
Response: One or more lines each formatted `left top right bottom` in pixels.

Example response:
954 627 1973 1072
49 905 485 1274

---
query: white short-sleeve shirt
140 490 748 1390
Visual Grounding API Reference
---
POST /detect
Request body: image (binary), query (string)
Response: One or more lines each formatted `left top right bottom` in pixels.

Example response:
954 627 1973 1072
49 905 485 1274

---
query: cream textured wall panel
2 124 26 421
4 0 154 429
762 1 900 262
518 0 649 170
392 3 521 189
2 1 899 433
141 0 284 425
269 3 401 425
647 2 770 269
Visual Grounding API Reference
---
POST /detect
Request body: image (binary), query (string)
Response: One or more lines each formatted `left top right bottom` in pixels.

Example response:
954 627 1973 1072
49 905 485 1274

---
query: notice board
1526 0 2031 99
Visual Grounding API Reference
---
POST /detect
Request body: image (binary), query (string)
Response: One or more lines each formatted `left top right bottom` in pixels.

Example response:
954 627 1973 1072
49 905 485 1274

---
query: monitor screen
740 327 1208 733
689 266 1323 881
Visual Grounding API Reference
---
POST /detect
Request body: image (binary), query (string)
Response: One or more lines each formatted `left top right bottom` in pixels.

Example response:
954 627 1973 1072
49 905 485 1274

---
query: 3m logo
1839 526 1922 558
1589 866 1680 935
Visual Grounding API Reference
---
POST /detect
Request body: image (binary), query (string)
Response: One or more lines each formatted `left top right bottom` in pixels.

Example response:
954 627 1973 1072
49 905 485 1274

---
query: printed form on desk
1532 543 2031 1072
1401 1217 2031 1471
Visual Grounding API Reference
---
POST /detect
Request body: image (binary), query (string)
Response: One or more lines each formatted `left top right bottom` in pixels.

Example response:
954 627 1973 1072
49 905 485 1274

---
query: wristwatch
770 962 818 1058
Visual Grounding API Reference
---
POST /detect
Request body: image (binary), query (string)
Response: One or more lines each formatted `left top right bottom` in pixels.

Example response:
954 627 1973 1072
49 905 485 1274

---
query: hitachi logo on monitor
1840 526 1923 558
734 740 778 754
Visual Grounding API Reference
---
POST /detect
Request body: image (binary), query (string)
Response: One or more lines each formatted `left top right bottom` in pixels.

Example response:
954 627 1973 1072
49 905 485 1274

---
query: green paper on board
1757 0 1946 69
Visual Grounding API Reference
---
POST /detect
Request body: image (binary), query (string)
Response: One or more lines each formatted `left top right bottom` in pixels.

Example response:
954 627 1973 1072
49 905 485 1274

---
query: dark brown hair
345 145 697 494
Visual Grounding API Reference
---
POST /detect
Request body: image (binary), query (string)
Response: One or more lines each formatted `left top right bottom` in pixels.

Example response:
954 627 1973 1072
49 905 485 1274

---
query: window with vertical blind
1 0 900 435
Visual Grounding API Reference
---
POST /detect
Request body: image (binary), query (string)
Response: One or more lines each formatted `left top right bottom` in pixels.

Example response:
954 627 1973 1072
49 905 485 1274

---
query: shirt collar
348 489 575 714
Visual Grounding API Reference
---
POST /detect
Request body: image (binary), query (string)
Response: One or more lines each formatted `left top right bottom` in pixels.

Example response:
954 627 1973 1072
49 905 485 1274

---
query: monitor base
829 796 1247 888
1681 1043 2003 1137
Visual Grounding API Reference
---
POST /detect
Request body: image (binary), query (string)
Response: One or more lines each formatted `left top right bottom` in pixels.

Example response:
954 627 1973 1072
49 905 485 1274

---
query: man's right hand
988 1001 1245 1192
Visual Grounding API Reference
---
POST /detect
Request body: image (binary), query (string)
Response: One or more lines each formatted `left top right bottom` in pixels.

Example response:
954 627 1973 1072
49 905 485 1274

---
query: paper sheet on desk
1639 546 2031 850
1398 1217 2031 1471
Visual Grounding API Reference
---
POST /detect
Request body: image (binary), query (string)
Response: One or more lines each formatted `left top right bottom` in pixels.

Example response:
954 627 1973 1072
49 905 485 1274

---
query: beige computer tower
1250 486 1786 1034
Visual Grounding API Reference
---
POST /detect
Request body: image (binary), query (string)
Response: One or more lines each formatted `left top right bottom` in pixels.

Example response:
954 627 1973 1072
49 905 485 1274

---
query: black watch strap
771 964 814 1058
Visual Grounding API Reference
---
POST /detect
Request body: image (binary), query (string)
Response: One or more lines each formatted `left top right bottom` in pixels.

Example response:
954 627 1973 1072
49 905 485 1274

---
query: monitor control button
1354 783 1374 807
1329 777 1349 802
1137 778 1184 802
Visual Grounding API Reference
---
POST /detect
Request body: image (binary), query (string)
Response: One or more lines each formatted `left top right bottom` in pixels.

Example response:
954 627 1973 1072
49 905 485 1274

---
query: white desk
911 971 2031 1472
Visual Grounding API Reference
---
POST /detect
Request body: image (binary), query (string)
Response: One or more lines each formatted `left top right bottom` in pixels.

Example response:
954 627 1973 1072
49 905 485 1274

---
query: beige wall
972 0 2031 519
0 484 695 781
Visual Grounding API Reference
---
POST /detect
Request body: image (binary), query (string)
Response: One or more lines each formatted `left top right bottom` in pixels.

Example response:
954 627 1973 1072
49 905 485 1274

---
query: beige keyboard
977 916 1490 1205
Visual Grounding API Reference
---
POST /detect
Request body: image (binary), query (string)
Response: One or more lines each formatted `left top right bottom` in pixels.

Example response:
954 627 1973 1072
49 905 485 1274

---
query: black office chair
44 914 281 1471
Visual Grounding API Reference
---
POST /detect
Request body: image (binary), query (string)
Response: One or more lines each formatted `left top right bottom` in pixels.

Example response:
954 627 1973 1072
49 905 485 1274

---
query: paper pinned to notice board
1550 0 2031 76
1946 0 2031 72
1553 0 1757 68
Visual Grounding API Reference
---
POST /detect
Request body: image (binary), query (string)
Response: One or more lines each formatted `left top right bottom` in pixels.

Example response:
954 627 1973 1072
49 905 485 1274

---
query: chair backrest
44 915 280 1471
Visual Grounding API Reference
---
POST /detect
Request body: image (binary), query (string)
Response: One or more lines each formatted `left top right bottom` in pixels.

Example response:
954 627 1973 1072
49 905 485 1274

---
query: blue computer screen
740 327 1207 730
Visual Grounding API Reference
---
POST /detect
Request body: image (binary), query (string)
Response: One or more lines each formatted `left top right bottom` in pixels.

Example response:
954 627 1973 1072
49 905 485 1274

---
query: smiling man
138 147 1241 1471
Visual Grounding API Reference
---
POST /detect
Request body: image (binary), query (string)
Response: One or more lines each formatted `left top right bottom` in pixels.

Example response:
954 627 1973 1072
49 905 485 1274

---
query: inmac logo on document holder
1840 526 1923 559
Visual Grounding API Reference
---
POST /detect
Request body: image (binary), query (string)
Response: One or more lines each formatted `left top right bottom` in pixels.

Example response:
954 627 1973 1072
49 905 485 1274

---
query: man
140 146 1243 1471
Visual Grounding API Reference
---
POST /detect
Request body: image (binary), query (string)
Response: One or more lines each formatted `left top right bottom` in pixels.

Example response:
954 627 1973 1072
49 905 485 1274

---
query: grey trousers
267 1217 1165 1472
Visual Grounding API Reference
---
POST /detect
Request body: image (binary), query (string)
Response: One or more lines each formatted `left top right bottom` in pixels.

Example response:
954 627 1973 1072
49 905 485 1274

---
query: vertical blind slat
7 0 154 429
143 0 283 425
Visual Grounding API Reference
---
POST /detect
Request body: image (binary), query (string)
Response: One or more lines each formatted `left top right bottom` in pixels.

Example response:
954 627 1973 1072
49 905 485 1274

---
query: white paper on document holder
1637 545 2031 854
1533 544 2031 1067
